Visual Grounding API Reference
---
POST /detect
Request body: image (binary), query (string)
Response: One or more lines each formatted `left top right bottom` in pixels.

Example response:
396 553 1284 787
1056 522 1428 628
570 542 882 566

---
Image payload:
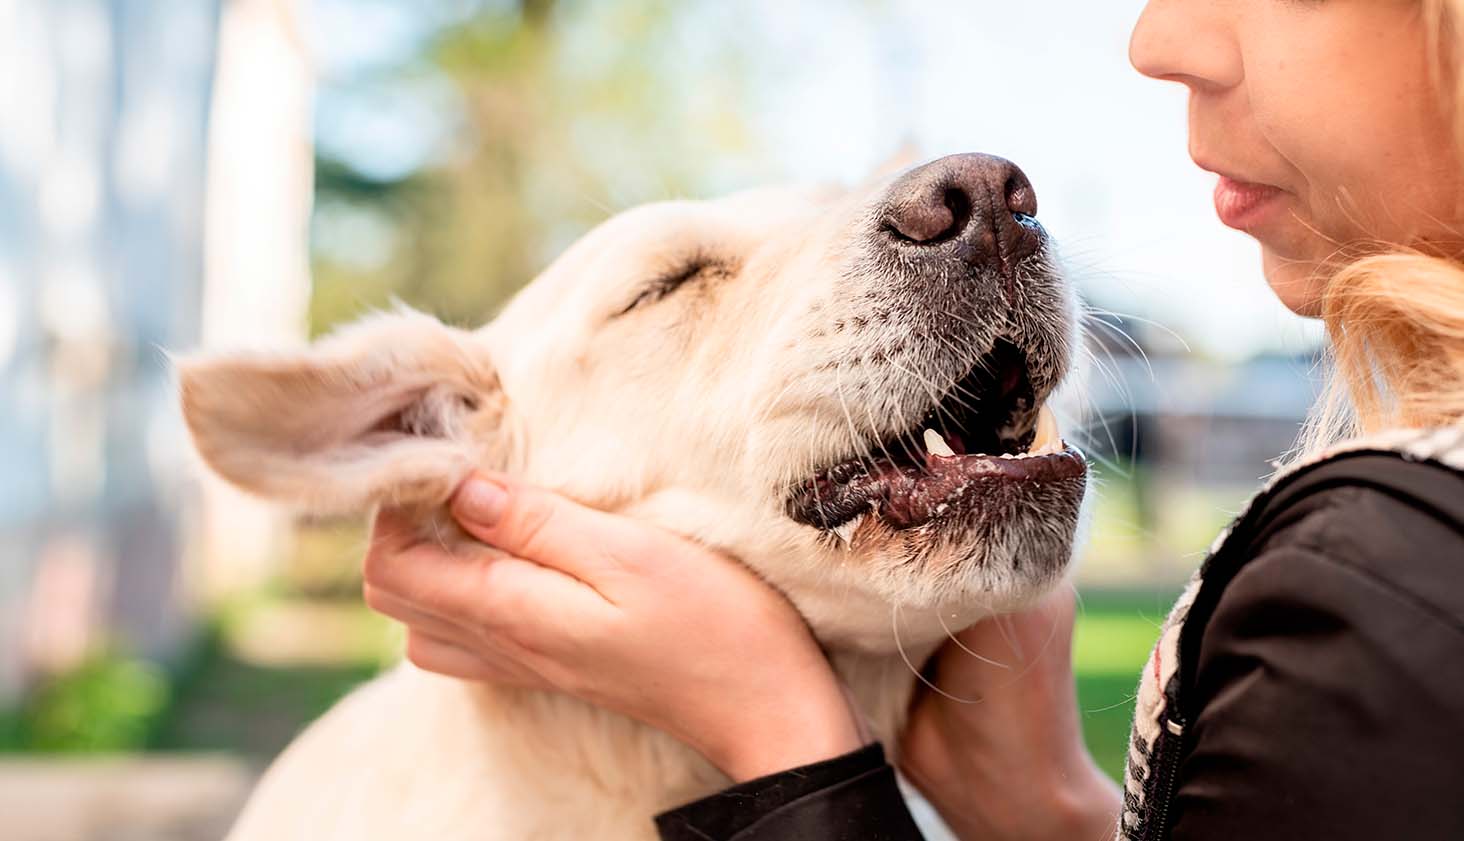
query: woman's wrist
923 746 1120 841
701 672 865 783
1030 754 1122 841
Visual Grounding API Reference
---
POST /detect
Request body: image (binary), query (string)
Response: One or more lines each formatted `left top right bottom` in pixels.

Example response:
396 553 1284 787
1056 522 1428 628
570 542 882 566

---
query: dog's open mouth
788 339 1086 534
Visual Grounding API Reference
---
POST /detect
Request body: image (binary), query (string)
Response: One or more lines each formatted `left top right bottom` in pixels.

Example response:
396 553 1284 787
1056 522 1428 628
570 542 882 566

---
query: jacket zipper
1144 715 1187 840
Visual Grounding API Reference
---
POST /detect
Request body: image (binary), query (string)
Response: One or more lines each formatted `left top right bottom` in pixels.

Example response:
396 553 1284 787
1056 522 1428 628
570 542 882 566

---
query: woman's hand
899 590 1122 841
362 473 864 782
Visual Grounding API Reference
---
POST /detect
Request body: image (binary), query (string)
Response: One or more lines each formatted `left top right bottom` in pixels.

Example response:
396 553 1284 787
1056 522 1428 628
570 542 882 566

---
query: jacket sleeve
654 743 927 841
1169 484 1464 841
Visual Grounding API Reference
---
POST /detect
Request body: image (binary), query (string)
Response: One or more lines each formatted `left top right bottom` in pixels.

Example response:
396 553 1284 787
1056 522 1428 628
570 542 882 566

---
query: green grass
1072 590 1176 780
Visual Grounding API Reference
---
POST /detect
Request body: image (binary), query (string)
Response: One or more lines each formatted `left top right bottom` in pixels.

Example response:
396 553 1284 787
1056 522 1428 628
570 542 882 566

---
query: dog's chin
833 476 1086 618
778 334 1089 618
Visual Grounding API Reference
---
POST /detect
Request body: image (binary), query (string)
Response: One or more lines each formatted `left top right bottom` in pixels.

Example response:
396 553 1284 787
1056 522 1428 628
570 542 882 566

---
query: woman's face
1131 0 1462 315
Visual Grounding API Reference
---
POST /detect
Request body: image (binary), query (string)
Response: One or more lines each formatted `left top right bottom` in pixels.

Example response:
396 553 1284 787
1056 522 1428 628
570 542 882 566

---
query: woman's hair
1298 0 1464 455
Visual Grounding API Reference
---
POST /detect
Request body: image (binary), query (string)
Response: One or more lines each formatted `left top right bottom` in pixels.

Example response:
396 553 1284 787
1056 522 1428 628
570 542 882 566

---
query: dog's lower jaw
224 653 929 841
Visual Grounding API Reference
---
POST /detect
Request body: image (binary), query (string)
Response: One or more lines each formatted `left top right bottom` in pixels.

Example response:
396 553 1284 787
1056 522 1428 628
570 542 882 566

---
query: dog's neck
435 644 930 820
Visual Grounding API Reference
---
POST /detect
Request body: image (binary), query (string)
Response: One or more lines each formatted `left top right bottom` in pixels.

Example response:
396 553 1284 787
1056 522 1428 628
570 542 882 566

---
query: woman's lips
1213 176 1284 232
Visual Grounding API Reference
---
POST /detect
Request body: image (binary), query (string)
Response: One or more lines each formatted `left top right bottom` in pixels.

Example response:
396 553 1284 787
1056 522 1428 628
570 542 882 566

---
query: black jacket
657 440 1464 841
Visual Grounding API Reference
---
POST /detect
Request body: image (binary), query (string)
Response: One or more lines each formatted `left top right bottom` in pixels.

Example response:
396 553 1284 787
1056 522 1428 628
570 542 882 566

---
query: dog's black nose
882 153 1042 275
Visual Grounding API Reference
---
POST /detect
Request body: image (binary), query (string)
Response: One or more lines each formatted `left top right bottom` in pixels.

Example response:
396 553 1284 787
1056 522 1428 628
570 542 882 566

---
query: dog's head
181 154 1086 652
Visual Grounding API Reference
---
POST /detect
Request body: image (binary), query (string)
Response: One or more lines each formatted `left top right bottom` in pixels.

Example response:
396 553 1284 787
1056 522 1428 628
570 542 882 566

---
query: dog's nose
882 153 1042 275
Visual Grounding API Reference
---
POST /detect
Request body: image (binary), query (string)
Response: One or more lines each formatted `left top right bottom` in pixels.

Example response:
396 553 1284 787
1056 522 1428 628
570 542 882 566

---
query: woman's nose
1129 0 1244 91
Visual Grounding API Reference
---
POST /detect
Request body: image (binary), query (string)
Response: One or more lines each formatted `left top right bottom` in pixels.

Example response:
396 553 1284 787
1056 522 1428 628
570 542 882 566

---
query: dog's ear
177 307 508 514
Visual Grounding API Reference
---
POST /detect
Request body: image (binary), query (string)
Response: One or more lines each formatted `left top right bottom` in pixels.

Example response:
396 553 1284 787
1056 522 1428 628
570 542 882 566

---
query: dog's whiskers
832 364 882 479
931 334 1004 418
935 608 1011 670
428 513 452 555
994 612 1025 662
864 353 938 475
884 345 991 437
892 603 982 705
1073 346 1128 465
843 359 915 475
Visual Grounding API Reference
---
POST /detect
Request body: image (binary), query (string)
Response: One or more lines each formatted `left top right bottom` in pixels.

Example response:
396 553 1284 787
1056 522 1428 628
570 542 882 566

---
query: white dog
179 153 1088 841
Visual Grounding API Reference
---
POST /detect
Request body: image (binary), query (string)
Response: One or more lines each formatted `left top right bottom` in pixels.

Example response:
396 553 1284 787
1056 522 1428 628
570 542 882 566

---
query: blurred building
1072 313 1322 584
0 0 311 706
1083 313 1322 482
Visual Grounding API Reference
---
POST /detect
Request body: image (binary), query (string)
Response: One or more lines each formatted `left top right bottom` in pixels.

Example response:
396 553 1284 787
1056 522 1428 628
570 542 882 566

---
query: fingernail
455 475 508 526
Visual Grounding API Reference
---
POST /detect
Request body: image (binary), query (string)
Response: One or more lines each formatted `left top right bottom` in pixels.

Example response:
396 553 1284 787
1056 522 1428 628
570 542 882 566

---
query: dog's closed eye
614 256 735 318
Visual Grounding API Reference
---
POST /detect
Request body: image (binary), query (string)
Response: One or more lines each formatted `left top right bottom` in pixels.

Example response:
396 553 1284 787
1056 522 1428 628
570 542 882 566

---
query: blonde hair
1298 0 1464 455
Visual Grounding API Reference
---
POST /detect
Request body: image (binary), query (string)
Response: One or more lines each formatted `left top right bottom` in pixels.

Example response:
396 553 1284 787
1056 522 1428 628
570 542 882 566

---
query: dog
178 153 1088 840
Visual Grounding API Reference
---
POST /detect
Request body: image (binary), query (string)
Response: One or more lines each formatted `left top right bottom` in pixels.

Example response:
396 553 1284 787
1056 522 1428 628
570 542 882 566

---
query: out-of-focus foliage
310 0 762 334
0 654 170 752
150 616 387 759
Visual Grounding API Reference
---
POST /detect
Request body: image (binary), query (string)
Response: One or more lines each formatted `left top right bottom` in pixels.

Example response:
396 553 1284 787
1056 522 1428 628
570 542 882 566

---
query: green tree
309 0 758 334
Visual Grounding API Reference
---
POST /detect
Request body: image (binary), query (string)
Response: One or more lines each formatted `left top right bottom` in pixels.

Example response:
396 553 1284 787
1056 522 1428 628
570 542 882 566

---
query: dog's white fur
180 171 1085 840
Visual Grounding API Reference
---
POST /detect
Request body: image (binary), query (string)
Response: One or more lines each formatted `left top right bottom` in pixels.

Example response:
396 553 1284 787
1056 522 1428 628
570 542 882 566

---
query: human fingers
363 582 473 642
368 506 427 555
449 474 643 587
364 533 613 648
403 630 547 687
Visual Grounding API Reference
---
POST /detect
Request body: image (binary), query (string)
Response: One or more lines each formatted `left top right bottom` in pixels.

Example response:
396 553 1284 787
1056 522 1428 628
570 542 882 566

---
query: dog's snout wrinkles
882 153 1042 277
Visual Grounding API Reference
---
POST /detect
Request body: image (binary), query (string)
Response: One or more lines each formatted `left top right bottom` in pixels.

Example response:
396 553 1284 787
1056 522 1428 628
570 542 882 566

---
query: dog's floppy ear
177 307 508 514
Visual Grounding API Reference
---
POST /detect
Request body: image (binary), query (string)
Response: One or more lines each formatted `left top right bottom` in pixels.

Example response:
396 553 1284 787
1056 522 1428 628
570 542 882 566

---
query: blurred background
0 1 1325 838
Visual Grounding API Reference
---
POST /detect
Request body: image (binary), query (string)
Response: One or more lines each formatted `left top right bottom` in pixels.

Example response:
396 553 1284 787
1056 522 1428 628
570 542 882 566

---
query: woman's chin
1262 250 1327 317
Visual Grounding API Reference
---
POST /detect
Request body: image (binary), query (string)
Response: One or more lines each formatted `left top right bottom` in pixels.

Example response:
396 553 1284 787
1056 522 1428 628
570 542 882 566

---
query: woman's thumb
450 474 614 581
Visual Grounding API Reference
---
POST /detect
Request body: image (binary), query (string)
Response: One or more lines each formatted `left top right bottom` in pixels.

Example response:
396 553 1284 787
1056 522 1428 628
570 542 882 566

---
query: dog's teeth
923 429 956 458
1030 406 1060 451
832 514 864 545
1029 437 1065 457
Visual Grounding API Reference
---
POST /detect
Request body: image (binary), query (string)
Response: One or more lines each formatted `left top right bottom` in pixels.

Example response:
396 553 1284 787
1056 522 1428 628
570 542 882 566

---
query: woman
361 1 1464 838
